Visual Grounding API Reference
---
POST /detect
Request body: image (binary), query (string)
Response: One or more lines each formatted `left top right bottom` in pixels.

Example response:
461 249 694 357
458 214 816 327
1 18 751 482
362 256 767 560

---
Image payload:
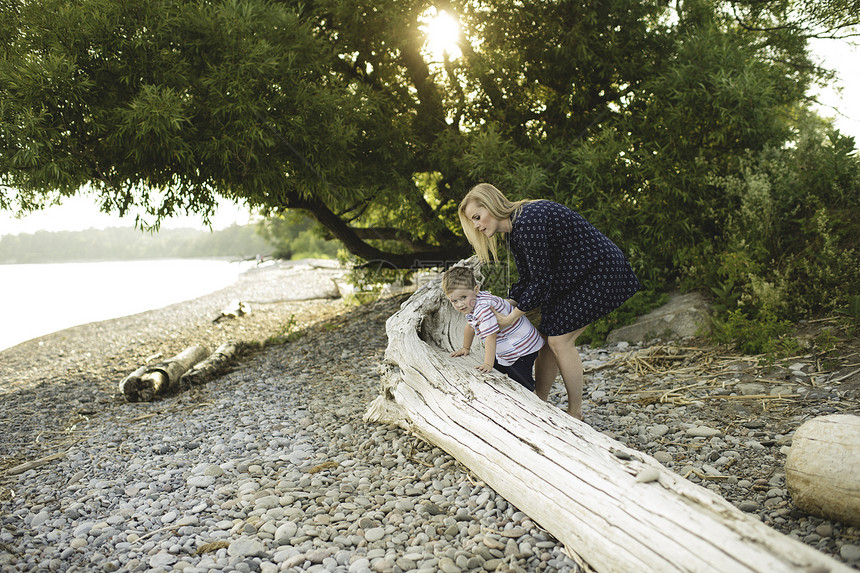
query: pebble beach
1 261 859 572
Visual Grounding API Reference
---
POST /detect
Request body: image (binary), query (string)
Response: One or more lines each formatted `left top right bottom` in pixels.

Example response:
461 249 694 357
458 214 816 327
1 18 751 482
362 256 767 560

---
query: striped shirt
467 291 545 366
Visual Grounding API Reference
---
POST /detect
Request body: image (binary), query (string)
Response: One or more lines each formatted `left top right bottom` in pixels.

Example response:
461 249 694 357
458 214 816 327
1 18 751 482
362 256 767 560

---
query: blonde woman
458 183 640 420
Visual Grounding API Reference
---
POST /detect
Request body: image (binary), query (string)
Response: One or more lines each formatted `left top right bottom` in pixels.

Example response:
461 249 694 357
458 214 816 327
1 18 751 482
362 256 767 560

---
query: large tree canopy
0 0 856 269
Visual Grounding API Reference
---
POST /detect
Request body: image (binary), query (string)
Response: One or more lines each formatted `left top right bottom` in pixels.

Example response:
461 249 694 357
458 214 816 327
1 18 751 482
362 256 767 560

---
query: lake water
0 259 254 351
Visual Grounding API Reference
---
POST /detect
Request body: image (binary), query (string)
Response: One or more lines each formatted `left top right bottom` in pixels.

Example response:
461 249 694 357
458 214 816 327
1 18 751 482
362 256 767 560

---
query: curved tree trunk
365 259 852 573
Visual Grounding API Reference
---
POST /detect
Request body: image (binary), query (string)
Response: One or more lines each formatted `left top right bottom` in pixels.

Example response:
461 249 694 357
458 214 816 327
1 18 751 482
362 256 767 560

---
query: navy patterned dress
507 201 640 336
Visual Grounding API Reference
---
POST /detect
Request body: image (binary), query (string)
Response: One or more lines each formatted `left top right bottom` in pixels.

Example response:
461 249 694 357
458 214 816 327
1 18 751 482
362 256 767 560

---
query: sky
0 37 857 238
0 194 254 235
808 38 860 141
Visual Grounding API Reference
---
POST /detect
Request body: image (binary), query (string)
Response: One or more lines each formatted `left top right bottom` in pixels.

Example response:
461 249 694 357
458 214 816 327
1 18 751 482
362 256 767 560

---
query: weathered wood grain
366 261 852 573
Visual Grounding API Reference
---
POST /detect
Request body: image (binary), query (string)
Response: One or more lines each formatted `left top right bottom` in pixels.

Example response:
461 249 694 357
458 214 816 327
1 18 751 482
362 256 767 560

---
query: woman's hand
451 347 470 357
492 306 524 329
476 362 493 372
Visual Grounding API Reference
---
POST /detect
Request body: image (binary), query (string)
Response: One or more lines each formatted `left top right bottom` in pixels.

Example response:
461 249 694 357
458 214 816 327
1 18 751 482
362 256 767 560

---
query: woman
458 183 640 420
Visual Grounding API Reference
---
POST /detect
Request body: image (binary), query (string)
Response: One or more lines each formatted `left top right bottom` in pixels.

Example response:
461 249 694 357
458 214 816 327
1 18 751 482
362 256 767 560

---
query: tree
0 0 855 269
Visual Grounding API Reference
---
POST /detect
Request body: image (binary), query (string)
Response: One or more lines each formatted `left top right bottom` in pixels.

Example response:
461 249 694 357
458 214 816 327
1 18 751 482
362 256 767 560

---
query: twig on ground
3 451 66 476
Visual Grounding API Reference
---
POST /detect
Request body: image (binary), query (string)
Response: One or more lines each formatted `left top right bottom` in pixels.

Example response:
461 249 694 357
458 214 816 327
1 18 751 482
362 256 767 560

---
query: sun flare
420 8 462 61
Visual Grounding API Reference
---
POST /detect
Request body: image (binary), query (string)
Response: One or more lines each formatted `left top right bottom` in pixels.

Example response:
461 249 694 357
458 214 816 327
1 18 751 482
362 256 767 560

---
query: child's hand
476 362 493 373
451 347 470 357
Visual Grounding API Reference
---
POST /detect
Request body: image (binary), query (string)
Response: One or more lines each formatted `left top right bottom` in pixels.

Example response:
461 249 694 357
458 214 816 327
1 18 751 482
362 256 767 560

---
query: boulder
607 291 710 344
785 414 860 527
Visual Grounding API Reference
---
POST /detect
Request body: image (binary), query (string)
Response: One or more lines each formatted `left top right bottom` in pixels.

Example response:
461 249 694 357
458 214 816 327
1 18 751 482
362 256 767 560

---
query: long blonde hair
458 183 536 262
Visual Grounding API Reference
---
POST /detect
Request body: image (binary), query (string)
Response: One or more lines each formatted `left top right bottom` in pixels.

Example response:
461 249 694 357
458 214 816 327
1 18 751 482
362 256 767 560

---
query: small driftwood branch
119 346 210 402
4 451 67 476
213 300 251 323
366 257 853 573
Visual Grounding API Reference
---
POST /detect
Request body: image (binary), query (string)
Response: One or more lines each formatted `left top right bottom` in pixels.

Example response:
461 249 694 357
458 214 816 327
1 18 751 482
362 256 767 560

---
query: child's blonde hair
441 266 477 295
458 183 536 262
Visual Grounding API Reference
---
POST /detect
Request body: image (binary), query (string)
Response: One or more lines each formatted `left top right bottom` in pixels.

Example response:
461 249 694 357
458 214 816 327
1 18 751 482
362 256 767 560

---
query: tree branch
282 189 469 268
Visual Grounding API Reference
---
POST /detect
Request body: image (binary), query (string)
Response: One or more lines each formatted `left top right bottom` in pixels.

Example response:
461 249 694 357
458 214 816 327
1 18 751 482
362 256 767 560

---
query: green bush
257 211 341 260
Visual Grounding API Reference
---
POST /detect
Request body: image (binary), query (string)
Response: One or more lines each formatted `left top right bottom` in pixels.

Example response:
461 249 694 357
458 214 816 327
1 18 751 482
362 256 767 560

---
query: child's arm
451 324 475 357
476 332 497 372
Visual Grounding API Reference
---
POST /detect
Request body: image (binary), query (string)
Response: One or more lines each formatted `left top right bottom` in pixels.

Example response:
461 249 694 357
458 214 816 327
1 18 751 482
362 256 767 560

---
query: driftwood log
785 414 860 527
365 260 852 573
179 342 241 387
119 345 209 402
213 299 251 323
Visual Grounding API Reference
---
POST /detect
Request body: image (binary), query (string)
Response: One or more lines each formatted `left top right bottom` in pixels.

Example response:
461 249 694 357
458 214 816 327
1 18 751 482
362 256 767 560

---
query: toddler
442 266 544 391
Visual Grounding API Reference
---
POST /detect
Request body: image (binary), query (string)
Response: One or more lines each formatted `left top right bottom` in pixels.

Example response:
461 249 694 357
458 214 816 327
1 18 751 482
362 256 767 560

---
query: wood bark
365 260 852 573
119 345 210 402
785 414 860 527
180 342 241 387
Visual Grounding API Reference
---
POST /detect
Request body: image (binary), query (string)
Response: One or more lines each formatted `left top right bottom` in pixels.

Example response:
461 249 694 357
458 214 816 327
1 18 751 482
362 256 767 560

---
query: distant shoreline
0 258 258 352
0 254 246 266
0 223 270 265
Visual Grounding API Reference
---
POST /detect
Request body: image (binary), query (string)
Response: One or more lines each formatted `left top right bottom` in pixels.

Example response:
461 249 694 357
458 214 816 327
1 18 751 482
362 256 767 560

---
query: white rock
841 544 860 562
283 554 307 568
647 424 670 438
255 495 280 510
702 465 722 476
149 552 177 568
227 537 266 557
30 510 50 528
275 521 299 545
365 527 385 542
187 476 216 488
686 426 721 438
72 522 93 537
274 547 300 563
204 464 225 477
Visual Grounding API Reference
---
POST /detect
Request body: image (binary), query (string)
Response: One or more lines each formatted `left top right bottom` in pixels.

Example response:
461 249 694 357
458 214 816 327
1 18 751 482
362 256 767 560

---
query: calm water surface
0 259 253 351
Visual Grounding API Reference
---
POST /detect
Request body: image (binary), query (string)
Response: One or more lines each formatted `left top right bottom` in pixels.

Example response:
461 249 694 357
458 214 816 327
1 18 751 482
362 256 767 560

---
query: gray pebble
1 290 855 573
841 544 860 562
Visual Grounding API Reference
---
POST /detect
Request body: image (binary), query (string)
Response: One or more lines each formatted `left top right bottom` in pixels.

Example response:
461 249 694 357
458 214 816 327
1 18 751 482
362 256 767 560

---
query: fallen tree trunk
365 260 852 573
180 342 241 387
120 345 210 402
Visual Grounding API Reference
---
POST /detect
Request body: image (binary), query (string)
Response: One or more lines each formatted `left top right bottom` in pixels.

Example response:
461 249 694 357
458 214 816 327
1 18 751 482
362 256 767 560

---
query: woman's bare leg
546 326 588 419
534 344 558 401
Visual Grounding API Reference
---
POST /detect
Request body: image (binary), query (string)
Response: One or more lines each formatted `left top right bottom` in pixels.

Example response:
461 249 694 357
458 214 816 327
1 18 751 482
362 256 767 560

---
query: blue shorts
494 350 539 392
